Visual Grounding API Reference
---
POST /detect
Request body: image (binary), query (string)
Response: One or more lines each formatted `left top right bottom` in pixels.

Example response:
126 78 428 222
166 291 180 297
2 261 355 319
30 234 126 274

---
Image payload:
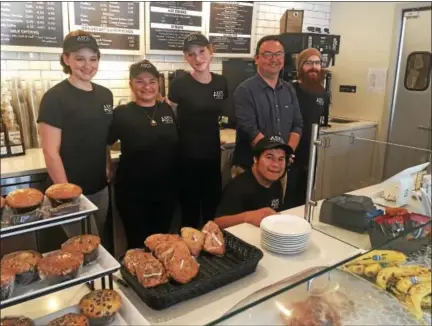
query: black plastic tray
119 230 264 310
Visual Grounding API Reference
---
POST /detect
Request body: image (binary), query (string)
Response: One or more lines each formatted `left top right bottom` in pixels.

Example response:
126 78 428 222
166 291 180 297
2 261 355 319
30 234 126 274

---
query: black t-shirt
216 169 283 217
108 101 179 195
38 79 113 195
168 73 228 160
293 82 330 166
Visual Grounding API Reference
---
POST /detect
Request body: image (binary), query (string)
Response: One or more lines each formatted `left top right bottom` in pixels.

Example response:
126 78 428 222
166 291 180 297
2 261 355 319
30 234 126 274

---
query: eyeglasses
304 60 322 66
259 51 285 60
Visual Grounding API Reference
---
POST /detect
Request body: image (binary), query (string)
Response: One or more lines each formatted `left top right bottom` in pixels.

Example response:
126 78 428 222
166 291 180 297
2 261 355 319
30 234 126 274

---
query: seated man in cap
214 137 290 229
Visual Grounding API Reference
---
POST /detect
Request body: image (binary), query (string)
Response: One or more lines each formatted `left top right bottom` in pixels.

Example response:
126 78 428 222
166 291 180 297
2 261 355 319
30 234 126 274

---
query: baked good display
79 289 121 325
166 245 200 284
181 227 205 256
0 267 15 301
144 233 181 252
38 250 84 285
5 188 44 214
61 234 100 265
202 221 225 256
47 313 89 326
1 250 42 285
123 249 154 276
136 255 168 288
45 183 82 207
0 317 34 326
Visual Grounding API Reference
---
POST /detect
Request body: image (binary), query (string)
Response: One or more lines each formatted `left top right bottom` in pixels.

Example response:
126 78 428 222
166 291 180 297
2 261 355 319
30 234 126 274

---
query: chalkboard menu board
146 1 205 54
207 2 256 57
69 2 144 55
0 1 68 52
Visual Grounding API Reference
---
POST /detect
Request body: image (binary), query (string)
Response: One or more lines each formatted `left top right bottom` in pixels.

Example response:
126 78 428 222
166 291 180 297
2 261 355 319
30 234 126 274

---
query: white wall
0 1 331 105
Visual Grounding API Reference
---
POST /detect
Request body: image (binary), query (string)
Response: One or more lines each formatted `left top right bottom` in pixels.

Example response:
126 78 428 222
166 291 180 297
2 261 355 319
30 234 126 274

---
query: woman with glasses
167 33 228 229
284 48 330 209
108 60 179 248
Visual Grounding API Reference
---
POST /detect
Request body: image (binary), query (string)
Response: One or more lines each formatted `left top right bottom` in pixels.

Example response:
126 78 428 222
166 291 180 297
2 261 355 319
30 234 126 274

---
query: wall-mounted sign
205 2 256 57
145 1 205 54
0 1 69 53
68 1 144 55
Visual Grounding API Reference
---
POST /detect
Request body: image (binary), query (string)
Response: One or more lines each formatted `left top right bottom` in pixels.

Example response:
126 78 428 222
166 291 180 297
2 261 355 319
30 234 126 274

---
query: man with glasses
231 35 303 202
284 48 330 208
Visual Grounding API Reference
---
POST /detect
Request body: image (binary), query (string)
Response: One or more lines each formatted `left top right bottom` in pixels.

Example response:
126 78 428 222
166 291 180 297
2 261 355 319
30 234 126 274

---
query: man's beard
298 69 326 95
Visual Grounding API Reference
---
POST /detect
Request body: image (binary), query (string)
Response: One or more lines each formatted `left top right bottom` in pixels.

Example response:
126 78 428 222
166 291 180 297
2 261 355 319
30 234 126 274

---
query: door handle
418 125 432 132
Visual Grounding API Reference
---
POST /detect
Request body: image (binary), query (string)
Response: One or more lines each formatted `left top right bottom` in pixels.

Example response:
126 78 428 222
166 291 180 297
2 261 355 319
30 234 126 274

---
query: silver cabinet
314 126 377 200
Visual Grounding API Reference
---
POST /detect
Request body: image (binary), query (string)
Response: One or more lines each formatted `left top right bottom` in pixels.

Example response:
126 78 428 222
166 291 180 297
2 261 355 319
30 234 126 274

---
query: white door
384 8 432 179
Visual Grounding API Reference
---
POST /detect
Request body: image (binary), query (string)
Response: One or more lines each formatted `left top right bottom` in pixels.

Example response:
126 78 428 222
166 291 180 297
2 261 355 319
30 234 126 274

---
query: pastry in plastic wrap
123 249 154 276
202 221 225 256
181 227 205 256
45 183 82 207
79 289 121 325
38 250 84 285
0 267 15 301
5 189 44 214
136 255 168 288
166 245 199 284
144 234 181 252
154 240 190 268
1 250 42 285
47 313 89 326
61 234 100 265
0 317 34 326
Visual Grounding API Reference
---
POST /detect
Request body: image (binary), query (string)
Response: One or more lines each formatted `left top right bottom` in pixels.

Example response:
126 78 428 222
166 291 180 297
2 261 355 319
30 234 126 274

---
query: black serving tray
119 230 264 310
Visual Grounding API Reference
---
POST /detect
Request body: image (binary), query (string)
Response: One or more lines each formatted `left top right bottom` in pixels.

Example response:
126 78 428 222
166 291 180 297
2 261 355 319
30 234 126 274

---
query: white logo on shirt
213 90 224 100
271 198 280 210
316 97 324 106
103 104 113 114
161 116 174 124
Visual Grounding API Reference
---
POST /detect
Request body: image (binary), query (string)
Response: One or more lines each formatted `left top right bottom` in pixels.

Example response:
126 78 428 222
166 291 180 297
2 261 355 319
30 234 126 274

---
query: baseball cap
253 137 292 157
63 34 99 53
183 33 210 52
129 60 160 79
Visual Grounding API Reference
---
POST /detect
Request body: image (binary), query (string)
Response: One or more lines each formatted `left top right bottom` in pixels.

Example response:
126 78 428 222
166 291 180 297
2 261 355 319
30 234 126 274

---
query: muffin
61 235 100 265
1 250 42 285
0 267 15 301
45 183 82 207
38 250 84 285
0 317 34 326
47 313 89 326
6 189 44 214
79 290 121 325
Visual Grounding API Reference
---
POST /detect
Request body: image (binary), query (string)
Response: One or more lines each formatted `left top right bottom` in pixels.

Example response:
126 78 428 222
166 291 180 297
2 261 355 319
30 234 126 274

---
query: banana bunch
341 249 432 320
341 250 408 278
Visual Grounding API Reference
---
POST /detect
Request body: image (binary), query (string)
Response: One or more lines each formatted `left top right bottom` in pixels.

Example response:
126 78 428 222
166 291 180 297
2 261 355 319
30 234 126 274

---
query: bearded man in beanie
284 48 331 209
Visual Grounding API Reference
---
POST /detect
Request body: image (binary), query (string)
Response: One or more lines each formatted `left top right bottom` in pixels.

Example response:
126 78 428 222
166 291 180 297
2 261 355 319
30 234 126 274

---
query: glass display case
206 220 432 326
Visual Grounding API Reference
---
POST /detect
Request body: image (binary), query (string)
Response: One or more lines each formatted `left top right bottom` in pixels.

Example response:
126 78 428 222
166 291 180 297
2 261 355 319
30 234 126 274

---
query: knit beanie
296 48 321 71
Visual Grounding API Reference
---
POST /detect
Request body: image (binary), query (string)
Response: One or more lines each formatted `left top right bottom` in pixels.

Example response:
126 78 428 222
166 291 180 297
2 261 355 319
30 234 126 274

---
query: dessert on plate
61 234 100 265
47 313 89 326
5 189 44 214
79 289 121 325
38 250 84 285
45 183 82 207
1 250 42 285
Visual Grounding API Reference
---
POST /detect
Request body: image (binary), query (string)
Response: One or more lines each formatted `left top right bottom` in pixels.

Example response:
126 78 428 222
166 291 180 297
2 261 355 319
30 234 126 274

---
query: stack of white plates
260 214 312 255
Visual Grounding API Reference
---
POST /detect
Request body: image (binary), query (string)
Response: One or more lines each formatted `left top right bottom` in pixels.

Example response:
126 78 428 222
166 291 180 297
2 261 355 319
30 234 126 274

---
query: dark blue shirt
232 74 303 168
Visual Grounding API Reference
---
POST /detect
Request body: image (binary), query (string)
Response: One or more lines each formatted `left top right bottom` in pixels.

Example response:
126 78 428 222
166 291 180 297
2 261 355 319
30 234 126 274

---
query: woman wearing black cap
167 33 228 229
108 60 179 249
38 30 113 237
